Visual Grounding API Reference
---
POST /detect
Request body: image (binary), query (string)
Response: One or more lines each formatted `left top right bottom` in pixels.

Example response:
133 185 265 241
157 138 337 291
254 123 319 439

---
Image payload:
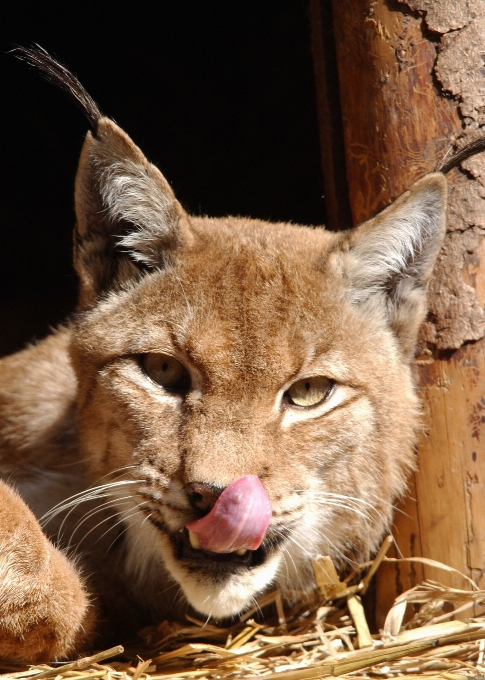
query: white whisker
97 503 150 544
40 480 139 526
69 495 136 538
67 502 147 551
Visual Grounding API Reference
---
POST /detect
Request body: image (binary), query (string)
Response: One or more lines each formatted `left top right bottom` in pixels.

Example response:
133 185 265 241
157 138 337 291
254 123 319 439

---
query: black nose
185 481 224 513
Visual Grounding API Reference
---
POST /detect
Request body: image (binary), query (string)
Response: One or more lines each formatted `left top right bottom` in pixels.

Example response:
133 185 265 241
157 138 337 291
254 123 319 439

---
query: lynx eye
285 376 334 409
142 354 189 392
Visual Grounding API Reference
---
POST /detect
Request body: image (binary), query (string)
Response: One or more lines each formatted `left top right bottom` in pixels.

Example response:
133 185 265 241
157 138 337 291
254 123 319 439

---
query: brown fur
0 78 448 660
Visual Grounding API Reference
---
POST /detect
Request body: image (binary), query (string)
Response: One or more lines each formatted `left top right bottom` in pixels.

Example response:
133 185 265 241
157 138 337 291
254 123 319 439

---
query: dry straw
2 537 485 680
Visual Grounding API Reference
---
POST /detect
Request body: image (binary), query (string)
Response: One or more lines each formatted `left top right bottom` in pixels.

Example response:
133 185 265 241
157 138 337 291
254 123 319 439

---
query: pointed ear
337 173 447 357
74 118 191 308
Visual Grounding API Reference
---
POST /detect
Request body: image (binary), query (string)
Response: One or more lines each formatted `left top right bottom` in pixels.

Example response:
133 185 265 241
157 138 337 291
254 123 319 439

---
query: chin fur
171 553 282 619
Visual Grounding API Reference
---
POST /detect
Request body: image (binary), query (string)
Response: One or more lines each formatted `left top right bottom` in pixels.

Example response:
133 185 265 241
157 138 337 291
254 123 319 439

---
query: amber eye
142 354 190 392
284 376 334 408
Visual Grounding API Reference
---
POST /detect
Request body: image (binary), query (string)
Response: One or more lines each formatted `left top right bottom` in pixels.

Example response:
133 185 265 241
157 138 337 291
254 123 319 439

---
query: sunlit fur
0 114 447 662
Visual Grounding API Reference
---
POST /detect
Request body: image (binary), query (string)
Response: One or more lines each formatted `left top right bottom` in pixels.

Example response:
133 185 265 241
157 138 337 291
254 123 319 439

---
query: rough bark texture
324 0 485 628
331 0 484 350
402 0 485 348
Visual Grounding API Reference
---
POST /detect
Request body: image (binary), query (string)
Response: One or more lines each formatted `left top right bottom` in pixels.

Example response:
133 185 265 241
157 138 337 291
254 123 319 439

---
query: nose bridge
181 396 273 487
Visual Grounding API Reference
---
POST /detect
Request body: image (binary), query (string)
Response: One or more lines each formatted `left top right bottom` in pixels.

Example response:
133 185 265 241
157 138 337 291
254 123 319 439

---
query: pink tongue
185 475 272 553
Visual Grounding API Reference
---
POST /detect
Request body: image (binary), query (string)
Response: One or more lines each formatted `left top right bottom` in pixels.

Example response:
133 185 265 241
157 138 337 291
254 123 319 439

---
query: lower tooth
235 548 247 556
188 530 202 550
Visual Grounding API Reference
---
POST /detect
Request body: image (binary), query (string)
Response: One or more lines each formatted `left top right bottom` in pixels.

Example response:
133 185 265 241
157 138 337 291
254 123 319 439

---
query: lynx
0 48 475 663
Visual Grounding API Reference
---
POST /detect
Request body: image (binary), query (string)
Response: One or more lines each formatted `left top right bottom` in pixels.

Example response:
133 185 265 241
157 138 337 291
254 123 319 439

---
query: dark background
0 1 325 356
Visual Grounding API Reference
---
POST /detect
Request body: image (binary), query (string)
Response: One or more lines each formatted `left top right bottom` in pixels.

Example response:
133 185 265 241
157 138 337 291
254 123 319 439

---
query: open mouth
145 475 287 576
147 513 284 575
174 528 268 573
149 514 288 579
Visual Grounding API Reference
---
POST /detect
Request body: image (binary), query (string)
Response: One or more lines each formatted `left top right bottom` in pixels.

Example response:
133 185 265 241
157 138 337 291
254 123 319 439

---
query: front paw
0 480 94 663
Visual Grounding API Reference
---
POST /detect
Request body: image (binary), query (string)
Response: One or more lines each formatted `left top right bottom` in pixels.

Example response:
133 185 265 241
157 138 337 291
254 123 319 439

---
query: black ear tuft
12 45 102 130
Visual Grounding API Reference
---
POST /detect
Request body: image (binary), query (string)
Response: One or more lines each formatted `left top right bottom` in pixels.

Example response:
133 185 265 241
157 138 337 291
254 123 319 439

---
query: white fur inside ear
99 160 178 266
345 176 446 303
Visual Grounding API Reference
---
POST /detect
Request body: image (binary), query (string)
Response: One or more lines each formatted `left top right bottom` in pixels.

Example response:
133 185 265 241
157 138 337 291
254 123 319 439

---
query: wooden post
309 0 352 231
311 0 485 627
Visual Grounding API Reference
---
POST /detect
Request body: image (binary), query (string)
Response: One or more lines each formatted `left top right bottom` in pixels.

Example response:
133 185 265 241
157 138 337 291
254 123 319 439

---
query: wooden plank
330 0 459 224
319 0 485 629
416 341 485 590
309 0 352 231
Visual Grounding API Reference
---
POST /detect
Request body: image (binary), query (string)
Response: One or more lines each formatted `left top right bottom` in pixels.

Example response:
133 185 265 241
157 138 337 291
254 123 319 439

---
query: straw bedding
2 537 484 680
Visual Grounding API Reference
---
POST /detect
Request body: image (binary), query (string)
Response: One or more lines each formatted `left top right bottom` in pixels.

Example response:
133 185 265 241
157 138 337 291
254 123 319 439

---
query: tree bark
312 0 485 628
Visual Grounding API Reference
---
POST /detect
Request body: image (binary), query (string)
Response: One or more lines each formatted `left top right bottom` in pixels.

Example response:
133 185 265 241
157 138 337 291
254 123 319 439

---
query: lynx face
63 116 446 618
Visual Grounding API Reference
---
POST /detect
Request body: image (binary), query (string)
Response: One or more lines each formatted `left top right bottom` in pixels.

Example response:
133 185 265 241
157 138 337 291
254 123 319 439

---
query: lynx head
66 116 446 617
19 47 447 619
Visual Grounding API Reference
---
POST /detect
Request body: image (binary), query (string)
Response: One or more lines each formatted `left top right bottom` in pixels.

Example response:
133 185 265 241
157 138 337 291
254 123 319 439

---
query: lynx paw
0 480 94 663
